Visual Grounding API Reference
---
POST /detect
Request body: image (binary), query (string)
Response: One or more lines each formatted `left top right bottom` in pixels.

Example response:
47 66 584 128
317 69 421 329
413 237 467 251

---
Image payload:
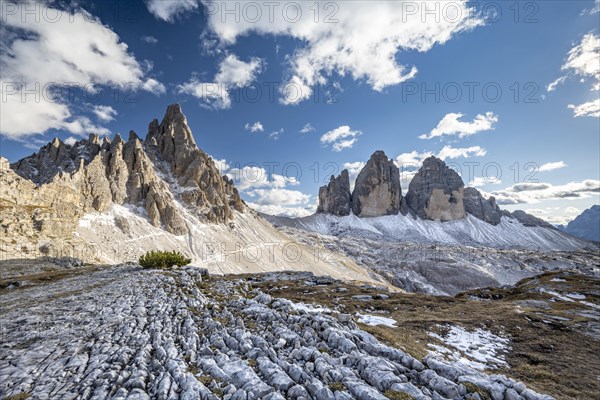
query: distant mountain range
558 205 600 242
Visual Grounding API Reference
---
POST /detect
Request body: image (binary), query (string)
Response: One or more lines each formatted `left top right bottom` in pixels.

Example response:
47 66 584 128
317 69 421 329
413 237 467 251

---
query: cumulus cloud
490 180 600 205
145 0 200 22
548 32 600 116
246 202 315 218
437 145 486 160
563 33 600 91
244 121 264 133
216 160 311 217
320 126 362 152
300 123 315 133
343 161 366 190
539 161 567 172
226 166 299 191
64 136 78 146
568 99 600 118
0 2 164 140
469 176 502 187
177 54 263 109
92 105 118 122
419 112 498 140
201 0 483 104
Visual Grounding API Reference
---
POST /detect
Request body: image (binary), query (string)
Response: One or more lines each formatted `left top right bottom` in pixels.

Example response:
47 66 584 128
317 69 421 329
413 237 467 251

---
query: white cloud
64 137 78 146
343 161 366 190
489 180 600 205
215 54 263 87
539 161 567 172
546 76 566 92
145 0 199 22
219 162 310 217
469 176 502 187
300 123 315 133
244 121 264 133
141 35 159 44
247 188 311 206
269 129 284 141
92 105 118 122
177 81 231 109
437 145 486 160
142 78 167 94
201 0 483 104
247 202 315 218
0 3 164 140
419 112 498 140
550 32 600 116
563 32 600 91
210 158 230 176
177 54 263 109
332 139 358 152
226 166 298 191
568 99 600 118
320 126 362 152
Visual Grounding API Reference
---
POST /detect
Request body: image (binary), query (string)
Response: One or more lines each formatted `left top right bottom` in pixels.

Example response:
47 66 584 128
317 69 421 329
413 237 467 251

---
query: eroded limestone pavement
0 266 552 400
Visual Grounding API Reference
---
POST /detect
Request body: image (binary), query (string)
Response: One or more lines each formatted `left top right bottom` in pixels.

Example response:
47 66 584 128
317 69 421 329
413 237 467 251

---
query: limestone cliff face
4 104 245 258
351 151 403 217
463 187 502 225
317 170 352 216
146 104 243 223
405 157 466 222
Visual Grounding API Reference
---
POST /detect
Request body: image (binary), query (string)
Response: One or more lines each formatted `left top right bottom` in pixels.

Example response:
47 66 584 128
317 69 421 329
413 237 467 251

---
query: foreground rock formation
0 263 559 400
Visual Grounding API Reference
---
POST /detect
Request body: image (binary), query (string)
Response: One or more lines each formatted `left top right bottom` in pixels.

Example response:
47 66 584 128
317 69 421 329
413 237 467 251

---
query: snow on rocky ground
427 326 510 371
356 314 397 327
0 265 554 400
74 205 383 286
272 224 600 296
266 213 590 252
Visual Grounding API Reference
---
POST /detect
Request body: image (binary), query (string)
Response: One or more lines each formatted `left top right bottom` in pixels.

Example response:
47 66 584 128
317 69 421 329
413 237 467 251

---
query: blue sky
1 0 599 223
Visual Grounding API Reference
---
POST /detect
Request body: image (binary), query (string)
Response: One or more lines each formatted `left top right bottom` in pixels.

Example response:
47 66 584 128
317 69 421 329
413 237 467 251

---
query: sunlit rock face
405 156 466 222
351 151 403 218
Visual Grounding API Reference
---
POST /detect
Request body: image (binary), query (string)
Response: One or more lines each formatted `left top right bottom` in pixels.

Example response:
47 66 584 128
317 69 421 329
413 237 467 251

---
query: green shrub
138 251 191 269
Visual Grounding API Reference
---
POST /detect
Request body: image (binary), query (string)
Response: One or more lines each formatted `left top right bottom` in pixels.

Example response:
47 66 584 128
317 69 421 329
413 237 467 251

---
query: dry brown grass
246 271 600 400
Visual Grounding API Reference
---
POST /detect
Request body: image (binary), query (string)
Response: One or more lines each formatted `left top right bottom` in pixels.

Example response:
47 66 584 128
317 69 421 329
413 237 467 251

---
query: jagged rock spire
351 151 402 217
405 156 466 221
317 170 352 216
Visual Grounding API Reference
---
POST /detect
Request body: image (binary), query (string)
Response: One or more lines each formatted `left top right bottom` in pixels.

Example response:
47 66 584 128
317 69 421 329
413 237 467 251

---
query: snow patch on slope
272 213 587 251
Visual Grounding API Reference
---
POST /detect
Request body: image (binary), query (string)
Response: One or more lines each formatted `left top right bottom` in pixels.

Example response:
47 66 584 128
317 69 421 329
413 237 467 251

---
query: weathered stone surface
317 170 352 216
405 156 466 221
463 187 502 225
351 151 402 217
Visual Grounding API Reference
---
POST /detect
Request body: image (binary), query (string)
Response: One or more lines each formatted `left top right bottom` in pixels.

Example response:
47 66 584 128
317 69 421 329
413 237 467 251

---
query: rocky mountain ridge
317 151 551 229
0 105 381 284
558 205 600 242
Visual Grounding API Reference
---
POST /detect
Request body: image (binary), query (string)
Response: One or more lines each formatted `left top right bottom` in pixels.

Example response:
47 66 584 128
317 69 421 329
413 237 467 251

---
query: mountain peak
405 157 466 221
